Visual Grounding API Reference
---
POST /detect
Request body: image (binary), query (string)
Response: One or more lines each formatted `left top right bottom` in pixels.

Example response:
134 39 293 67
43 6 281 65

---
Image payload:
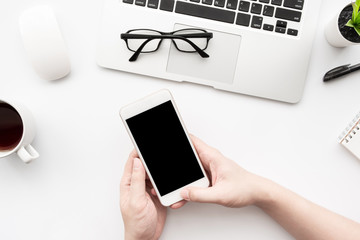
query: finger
181 187 220 204
170 200 187 209
123 150 137 177
151 188 157 196
190 135 224 171
189 134 210 156
129 149 138 158
190 135 214 167
120 150 137 193
130 158 146 200
145 180 153 189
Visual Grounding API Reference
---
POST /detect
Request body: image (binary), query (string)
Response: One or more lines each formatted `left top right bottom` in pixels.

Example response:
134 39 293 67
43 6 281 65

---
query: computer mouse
19 5 70 81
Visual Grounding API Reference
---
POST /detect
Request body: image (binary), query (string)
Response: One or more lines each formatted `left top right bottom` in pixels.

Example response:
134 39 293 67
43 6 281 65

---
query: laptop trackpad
166 24 241 84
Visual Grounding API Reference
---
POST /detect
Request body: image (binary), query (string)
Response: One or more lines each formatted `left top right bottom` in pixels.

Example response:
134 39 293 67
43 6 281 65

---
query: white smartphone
120 89 209 206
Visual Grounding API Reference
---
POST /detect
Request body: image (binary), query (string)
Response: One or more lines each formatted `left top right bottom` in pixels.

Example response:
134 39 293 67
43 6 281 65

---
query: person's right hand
180 135 270 208
178 136 360 240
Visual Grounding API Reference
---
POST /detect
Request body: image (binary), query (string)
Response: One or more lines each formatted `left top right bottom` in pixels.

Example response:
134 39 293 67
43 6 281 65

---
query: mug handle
17 144 39 163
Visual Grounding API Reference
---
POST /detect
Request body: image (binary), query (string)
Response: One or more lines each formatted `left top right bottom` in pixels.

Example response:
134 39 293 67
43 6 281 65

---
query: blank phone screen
126 100 204 196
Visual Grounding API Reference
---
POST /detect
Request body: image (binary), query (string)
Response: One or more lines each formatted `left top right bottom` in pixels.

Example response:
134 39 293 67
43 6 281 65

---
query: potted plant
325 0 360 47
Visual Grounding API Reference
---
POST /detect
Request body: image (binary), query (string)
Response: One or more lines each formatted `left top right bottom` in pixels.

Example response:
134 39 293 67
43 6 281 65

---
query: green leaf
354 26 360 36
353 3 359 21
356 0 360 7
346 19 355 27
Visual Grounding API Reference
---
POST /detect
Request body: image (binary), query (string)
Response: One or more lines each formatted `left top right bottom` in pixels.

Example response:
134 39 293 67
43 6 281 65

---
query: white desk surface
1 0 360 239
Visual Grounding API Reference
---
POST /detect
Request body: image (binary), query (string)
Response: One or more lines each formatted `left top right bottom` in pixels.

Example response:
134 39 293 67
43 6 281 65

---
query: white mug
0 99 39 163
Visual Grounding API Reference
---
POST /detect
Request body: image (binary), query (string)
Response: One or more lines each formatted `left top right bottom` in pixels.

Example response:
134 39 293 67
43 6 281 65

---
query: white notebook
339 111 360 160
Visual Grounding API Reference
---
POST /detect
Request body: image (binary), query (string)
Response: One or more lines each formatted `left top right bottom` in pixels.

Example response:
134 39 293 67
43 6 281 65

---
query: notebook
339 111 360 160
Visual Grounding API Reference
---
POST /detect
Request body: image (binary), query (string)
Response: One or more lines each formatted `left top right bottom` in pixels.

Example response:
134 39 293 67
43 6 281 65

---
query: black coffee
0 102 23 151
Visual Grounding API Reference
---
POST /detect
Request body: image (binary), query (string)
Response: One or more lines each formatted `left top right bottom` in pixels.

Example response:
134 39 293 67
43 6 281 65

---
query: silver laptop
97 0 321 103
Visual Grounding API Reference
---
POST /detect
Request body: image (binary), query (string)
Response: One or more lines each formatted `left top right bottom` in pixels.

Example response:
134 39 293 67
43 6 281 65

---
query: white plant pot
325 5 360 47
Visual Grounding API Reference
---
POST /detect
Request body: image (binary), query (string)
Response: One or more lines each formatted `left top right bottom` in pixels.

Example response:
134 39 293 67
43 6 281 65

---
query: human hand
180 135 270 208
120 150 167 240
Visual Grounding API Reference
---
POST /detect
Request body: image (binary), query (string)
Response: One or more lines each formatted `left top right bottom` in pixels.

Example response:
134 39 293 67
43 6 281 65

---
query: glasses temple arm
174 37 209 58
129 38 156 62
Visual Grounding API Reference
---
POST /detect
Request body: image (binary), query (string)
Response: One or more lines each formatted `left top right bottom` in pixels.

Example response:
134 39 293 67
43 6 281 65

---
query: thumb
130 158 146 200
181 187 219 204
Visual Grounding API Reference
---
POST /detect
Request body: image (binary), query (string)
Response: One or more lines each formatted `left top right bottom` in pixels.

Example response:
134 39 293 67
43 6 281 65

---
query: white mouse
19 5 71 81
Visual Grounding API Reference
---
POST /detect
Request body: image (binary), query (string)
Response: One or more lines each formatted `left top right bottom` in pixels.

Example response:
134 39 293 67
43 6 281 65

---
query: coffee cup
0 99 39 163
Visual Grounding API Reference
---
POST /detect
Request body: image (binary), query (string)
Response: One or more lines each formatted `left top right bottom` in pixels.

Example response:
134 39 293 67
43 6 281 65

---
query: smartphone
120 89 209 206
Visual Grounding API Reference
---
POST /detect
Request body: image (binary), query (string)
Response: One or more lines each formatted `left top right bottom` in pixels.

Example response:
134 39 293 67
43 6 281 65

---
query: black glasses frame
120 28 213 62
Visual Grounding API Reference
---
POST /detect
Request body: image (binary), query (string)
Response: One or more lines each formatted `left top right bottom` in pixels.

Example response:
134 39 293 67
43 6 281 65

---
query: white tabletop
1 0 360 239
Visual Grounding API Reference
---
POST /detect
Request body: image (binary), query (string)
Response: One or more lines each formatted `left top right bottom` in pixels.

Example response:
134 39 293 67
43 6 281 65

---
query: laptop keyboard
123 0 304 36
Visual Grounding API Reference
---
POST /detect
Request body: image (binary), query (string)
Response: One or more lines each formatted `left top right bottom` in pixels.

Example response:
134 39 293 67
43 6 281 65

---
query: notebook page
339 112 360 160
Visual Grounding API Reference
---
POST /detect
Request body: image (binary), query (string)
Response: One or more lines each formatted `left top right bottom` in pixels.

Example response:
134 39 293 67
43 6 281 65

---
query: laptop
97 0 321 103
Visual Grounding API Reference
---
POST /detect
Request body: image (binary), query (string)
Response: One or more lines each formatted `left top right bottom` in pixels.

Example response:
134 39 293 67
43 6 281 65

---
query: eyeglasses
120 28 213 62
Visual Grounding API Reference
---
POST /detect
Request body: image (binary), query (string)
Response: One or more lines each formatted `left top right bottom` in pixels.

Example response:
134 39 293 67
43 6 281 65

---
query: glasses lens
172 29 208 52
126 30 162 53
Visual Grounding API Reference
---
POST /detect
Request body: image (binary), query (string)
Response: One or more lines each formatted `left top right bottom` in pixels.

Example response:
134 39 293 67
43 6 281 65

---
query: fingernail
181 189 190 201
133 158 141 169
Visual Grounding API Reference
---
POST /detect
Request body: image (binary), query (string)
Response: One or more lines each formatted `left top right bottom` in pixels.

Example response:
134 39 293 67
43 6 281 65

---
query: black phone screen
126 100 204 196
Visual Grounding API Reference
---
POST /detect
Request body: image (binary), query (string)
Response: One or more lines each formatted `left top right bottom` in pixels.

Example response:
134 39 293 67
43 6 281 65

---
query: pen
323 63 360 82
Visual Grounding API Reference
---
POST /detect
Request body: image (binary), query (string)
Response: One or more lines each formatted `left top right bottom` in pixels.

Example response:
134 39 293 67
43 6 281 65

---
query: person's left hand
120 150 168 240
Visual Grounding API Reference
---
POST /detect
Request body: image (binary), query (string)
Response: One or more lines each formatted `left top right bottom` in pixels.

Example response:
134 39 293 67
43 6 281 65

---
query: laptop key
263 24 274 31
276 20 287 28
239 1 250 12
251 16 263 29
287 28 298 36
226 0 238 10
202 0 213 5
148 0 159 8
190 0 200 2
283 0 304 10
259 0 270 3
263 5 274 16
251 3 262 14
236 12 251 26
271 0 282 6
175 1 236 23
160 0 175 11
275 26 286 33
123 0 134 4
135 0 146 6
275 7 301 22
215 0 226 7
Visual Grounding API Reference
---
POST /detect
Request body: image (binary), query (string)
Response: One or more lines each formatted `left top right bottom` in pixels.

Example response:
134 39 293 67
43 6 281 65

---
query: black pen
323 63 360 82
